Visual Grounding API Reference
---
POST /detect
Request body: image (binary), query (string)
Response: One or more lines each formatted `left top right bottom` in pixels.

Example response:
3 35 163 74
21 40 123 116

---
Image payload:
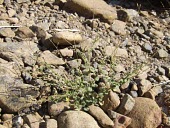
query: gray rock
22 71 32 84
64 0 117 23
0 41 39 59
107 110 132 128
48 102 69 116
30 26 46 40
117 9 139 22
57 110 100 128
37 22 50 31
142 43 152 52
52 31 83 45
23 55 36 66
127 97 162 128
130 91 138 98
0 77 39 113
23 112 43 128
89 105 114 128
157 66 165 75
0 52 24 66
155 49 168 58
67 59 82 68
45 119 57 128
102 91 120 111
12 116 23 128
165 67 170 78
138 79 153 96
117 94 135 115
37 50 65 66
80 38 93 51
0 62 39 113
0 28 15 38
111 20 126 35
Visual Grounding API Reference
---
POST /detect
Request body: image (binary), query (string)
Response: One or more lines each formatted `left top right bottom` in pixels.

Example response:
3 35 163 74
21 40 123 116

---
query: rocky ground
0 0 170 128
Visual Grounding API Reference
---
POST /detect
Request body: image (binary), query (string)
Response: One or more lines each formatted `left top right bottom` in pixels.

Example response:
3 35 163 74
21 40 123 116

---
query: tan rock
22 124 30 128
7 17 19 24
2 114 13 121
52 31 82 45
57 110 100 128
102 91 120 111
60 48 73 57
7 8 16 17
144 86 163 100
48 101 70 116
0 28 15 37
2 114 13 128
16 27 35 38
89 105 114 128
0 125 7 128
107 110 132 128
37 50 65 66
105 46 128 58
45 119 58 128
23 112 43 128
64 0 117 23
0 0 4 4
127 97 162 128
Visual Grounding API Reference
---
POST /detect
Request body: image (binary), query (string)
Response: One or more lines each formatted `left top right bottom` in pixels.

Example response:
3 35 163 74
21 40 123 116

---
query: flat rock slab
0 28 15 37
64 0 117 23
37 50 65 66
0 76 39 113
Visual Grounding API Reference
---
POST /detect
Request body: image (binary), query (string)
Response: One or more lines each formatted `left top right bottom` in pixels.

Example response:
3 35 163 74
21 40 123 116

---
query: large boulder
57 110 100 128
0 62 39 113
64 0 117 23
127 97 162 128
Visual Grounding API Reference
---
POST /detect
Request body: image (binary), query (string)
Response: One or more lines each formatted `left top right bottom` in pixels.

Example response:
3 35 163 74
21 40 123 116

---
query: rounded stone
127 97 162 128
57 111 100 128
